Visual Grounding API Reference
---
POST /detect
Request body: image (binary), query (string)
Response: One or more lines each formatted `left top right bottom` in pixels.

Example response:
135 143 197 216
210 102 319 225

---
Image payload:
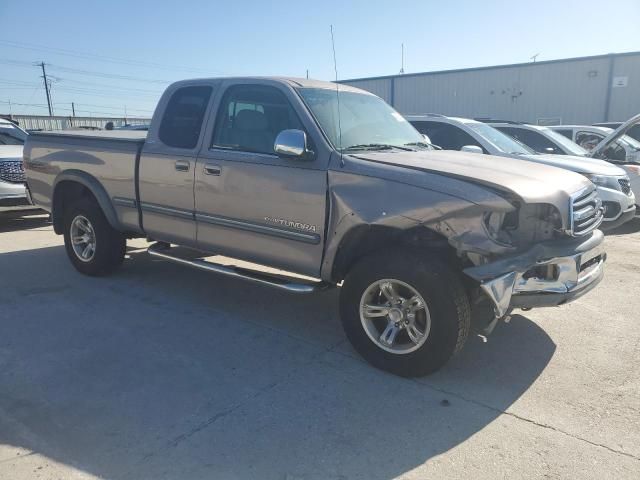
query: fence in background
0 114 151 131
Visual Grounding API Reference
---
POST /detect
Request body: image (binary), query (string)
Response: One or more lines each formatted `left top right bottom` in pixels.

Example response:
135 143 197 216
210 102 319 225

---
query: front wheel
339 251 470 377
63 198 126 276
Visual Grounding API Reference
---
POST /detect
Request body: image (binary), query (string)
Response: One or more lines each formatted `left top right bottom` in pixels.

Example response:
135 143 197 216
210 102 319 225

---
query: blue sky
0 0 638 117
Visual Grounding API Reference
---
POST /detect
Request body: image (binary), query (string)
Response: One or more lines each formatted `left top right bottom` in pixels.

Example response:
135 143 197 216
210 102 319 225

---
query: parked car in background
550 116 640 213
551 125 640 163
0 118 35 213
593 122 640 142
486 121 589 156
24 77 607 377
115 124 150 131
407 115 635 230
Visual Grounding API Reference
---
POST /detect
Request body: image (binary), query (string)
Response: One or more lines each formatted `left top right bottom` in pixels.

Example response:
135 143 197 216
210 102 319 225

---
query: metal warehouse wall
342 52 640 125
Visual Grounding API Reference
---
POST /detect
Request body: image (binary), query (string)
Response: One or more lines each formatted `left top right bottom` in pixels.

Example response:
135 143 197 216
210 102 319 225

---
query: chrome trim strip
140 202 194 220
195 212 321 245
113 197 137 208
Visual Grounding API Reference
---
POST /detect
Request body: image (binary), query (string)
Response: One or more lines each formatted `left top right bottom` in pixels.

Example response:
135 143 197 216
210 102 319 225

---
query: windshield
297 88 424 151
0 123 27 145
466 122 533 155
540 127 588 156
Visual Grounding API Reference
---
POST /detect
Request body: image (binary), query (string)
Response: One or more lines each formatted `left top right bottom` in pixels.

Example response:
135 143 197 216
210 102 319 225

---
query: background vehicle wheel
340 251 470 377
63 198 126 276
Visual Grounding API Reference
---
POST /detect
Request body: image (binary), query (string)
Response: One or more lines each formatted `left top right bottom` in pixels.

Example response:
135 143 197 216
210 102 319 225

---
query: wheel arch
52 170 120 235
327 223 458 283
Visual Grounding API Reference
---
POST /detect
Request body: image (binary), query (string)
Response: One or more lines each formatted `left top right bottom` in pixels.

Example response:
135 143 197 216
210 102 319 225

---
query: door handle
175 160 190 172
204 164 221 176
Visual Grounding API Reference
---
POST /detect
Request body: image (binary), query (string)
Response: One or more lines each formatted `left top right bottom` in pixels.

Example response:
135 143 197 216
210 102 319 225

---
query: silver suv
407 115 636 230
0 118 33 212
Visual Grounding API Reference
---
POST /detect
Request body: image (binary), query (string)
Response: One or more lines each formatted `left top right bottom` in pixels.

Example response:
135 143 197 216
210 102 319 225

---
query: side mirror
461 145 483 154
274 129 313 159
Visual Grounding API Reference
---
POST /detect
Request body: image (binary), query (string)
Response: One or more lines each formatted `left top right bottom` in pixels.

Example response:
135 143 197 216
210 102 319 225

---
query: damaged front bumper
464 230 606 317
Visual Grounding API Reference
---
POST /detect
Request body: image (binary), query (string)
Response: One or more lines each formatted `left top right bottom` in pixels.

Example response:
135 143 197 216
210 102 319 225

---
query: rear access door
138 84 215 245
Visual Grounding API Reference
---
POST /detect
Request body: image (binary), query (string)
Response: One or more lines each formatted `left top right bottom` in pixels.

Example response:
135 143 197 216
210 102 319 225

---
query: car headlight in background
625 165 640 176
584 174 625 190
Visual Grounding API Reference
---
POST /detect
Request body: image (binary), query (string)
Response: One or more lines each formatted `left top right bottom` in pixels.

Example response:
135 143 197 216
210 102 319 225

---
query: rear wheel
63 198 126 276
340 251 470 377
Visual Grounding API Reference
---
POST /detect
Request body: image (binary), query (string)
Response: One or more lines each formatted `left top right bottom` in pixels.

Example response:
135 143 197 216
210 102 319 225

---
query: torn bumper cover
464 230 606 317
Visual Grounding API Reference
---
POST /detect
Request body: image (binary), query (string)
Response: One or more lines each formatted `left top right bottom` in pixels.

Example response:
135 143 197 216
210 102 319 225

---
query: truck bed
25 130 146 234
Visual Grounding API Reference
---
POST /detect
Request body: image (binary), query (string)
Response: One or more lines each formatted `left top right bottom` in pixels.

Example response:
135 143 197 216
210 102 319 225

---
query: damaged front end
465 230 605 317
446 189 606 322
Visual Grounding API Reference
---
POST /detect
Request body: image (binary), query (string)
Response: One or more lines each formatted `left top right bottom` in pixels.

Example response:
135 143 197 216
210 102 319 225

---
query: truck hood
0 145 23 160
351 149 592 204
520 153 626 176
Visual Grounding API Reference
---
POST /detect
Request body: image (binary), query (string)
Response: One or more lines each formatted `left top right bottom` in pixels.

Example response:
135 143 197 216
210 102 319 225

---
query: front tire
63 198 126 276
339 251 470 377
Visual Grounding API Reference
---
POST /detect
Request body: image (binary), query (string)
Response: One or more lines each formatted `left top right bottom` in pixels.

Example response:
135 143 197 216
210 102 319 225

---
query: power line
0 39 224 74
0 58 171 84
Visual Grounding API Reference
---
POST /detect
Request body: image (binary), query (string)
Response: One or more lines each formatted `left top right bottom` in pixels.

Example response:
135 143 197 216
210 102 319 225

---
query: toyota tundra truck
24 78 606 376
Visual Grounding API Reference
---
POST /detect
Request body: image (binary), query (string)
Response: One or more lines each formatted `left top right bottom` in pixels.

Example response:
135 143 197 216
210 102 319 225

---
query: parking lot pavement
0 213 639 479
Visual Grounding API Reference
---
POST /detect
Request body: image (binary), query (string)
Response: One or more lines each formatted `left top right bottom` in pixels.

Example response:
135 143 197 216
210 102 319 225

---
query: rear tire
63 198 126 276
339 250 470 377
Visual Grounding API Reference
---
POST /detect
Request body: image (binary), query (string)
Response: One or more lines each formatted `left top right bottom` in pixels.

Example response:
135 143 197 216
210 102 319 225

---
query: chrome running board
147 242 331 294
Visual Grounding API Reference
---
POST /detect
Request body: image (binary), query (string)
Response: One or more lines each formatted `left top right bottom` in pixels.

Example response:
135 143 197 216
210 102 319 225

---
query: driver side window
212 85 304 155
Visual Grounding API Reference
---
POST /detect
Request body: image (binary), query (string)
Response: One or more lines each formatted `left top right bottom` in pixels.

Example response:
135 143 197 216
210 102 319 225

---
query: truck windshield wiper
342 143 414 152
405 141 441 150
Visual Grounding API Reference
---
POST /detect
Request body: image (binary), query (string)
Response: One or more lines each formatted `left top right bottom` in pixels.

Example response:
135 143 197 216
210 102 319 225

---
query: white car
550 116 640 214
407 114 636 230
0 118 34 212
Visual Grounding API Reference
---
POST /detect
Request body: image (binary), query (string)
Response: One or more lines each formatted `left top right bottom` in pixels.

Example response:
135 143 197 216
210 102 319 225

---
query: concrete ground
1 212 639 480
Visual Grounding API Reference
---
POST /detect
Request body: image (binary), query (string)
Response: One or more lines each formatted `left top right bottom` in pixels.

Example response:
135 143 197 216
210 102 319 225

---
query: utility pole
39 61 53 116
530 53 540 63
124 105 128 124
306 69 309 79
400 44 405 74
71 102 76 117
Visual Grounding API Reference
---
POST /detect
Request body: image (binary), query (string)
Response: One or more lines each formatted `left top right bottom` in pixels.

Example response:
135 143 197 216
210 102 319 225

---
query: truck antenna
330 25 344 167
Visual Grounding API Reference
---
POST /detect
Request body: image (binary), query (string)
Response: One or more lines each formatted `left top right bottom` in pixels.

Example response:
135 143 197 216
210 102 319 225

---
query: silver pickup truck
24 77 606 376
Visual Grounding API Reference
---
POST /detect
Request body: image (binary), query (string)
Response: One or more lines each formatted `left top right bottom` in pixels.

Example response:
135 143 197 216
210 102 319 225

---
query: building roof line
341 51 640 83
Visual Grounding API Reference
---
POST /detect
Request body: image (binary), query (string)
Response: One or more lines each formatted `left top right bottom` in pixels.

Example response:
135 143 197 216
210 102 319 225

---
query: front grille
0 160 26 183
571 188 603 236
619 178 632 196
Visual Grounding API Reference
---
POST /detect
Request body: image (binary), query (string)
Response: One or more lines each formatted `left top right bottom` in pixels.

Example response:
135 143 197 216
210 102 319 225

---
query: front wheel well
52 181 98 234
330 225 461 283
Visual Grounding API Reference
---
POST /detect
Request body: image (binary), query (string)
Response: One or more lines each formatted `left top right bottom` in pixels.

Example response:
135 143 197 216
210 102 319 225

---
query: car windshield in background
541 127 589 156
467 122 533 155
0 124 27 145
297 88 424 151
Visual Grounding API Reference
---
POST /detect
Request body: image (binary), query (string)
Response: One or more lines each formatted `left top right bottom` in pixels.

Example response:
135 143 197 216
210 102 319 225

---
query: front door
194 83 328 277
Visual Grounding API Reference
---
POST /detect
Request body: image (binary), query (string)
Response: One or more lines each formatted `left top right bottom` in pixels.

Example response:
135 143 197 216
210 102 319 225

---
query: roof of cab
166 76 372 94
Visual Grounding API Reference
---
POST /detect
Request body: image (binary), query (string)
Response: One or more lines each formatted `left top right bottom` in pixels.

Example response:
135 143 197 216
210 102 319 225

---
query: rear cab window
158 86 213 149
